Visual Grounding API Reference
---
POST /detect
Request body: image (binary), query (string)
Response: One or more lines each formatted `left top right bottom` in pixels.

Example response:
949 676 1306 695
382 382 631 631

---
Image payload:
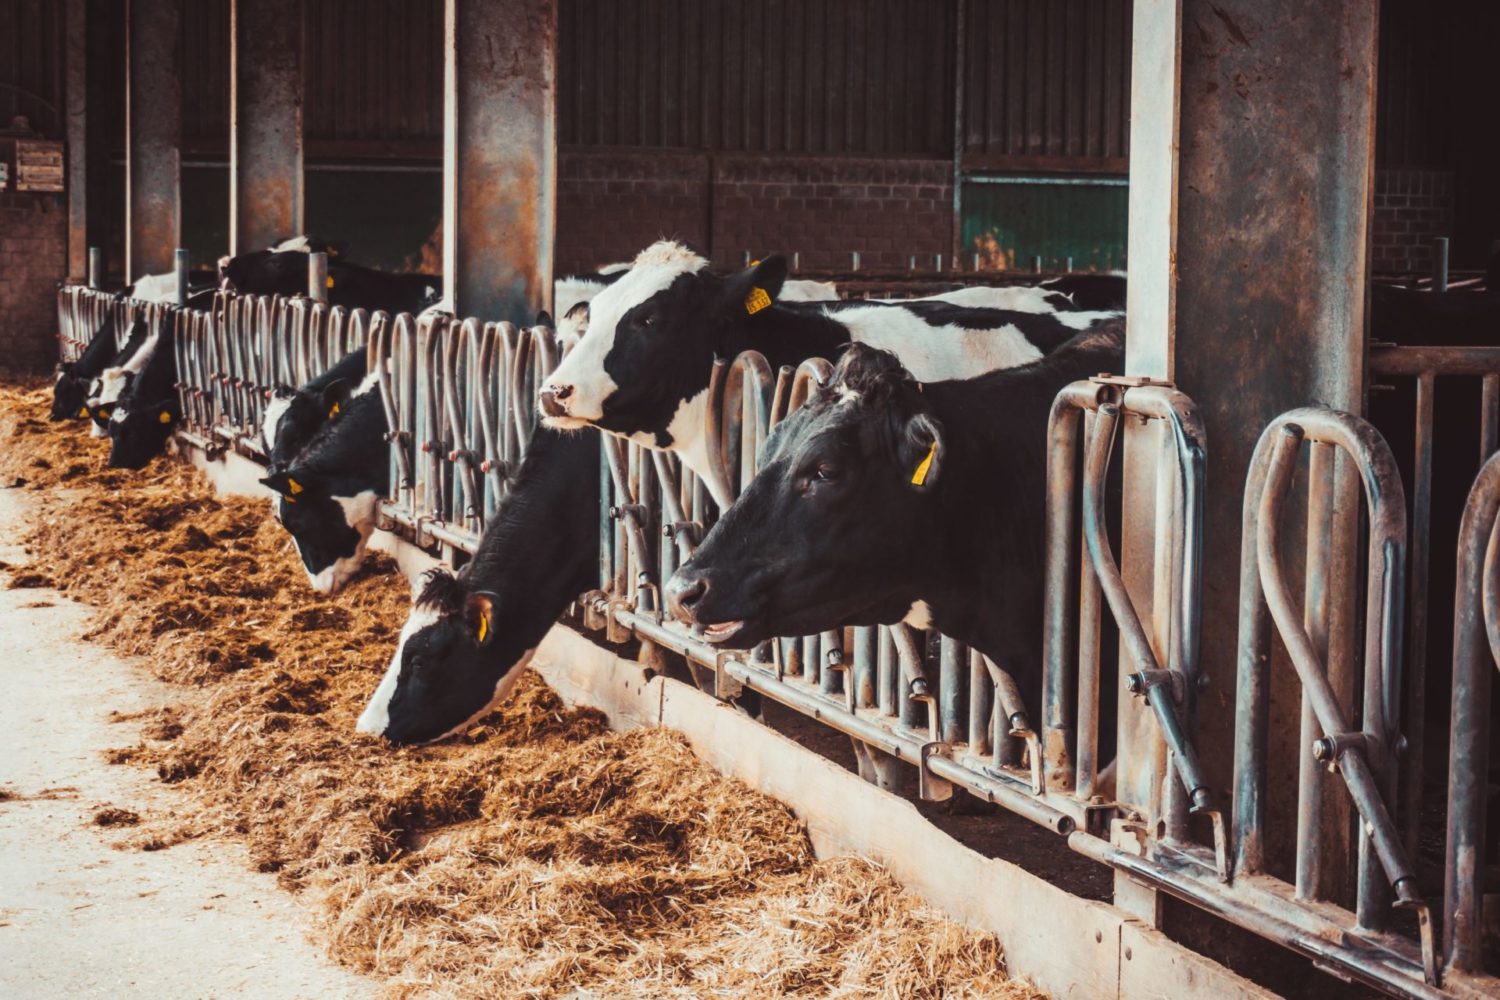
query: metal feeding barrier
52 267 1499 997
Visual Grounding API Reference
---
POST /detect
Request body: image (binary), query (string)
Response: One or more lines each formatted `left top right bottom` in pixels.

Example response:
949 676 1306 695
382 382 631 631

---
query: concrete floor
0 486 375 1000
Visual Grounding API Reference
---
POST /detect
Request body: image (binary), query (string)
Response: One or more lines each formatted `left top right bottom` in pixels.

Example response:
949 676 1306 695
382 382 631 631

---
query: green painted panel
961 177 1129 273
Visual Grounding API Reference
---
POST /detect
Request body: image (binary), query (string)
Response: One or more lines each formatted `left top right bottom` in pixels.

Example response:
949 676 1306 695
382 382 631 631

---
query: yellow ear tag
325 276 335 289
287 477 304 495
745 286 772 315
158 410 172 424
477 614 489 644
911 441 937 486
77 406 88 417
329 402 340 418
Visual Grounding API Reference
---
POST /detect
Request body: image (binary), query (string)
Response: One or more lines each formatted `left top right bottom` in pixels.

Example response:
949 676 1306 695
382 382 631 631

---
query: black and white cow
52 304 122 422
260 346 370 471
538 241 1120 506
259 371 389 594
86 317 154 438
107 323 180 470
665 323 1125 718
356 423 600 743
219 248 440 315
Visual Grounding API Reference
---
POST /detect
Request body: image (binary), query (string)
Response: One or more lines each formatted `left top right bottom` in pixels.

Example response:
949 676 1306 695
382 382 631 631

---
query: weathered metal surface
64 0 89 281
1167 0 1379 884
442 0 556 323
1443 451 1500 978
126 0 182 280
230 0 303 254
960 0 1132 166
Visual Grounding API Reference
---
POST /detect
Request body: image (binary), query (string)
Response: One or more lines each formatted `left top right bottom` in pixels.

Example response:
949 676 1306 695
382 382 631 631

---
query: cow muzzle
538 383 573 419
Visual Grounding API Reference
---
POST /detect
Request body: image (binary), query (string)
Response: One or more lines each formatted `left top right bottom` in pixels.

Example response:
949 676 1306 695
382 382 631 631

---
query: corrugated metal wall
0 0 64 137
180 0 444 146
559 0 957 155
961 0 1132 168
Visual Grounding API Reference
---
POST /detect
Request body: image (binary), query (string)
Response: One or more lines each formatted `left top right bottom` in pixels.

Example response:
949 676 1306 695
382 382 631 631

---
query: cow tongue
701 620 744 642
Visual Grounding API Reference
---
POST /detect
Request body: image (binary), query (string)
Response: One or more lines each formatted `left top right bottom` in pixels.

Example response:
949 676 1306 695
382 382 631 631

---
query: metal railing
52 277 1499 997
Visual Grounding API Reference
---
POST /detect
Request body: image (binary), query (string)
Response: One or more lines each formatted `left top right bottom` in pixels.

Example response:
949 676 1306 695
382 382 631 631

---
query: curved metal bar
722 351 776 487
1252 415 1420 928
442 318 483 528
1444 449 1500 976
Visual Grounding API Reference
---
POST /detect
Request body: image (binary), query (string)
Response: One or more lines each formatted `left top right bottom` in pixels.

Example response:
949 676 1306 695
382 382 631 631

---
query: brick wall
1371 168 1454 276
0 192 66 374
555 149 952 275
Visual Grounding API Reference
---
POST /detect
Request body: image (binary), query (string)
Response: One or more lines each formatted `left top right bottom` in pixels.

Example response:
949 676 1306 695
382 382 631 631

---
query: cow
356 423 600 744
51 305 122 422
128 271 219 305
553 262 838 353
219 248 440 315
260 346 370 471
107 323 180 470
664 323 1125 724
538 241 1121 506
85 317 153 438
259 371 389 594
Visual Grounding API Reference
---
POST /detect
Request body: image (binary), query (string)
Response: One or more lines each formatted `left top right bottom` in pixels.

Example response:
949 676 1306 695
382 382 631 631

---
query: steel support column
64 0 89 282
125 0 181 281
1126 0 1378 897
230 0 303 254
442 0 557 323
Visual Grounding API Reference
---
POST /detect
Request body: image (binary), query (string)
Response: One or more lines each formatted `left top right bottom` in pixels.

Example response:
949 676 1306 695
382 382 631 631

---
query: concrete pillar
230 0 303 254
1122 0 1378 902
442 0 557 322
125 0 181 281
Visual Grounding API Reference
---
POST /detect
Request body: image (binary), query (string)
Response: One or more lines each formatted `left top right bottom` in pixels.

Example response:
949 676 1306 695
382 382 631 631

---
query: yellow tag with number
745 286 772 315
329 402 340 418
287 477 304 495
158 410 172 424
77 406 88 418
326 276 335 289
911 442 937 486
477 614 489 644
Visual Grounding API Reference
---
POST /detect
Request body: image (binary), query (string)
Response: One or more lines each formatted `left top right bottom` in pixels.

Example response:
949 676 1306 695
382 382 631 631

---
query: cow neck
907 331 1122 671
294 388 387 484
461 426 599 625
720 303 851 370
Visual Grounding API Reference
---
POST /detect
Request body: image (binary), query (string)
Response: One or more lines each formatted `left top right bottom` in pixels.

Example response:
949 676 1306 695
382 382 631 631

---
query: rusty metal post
64 0 90 282
1133 0 1379 890
230 0 303 254
126 0 181 281
442 0 556 323
88 248 102 290
309 252 328 304
174 248 188 307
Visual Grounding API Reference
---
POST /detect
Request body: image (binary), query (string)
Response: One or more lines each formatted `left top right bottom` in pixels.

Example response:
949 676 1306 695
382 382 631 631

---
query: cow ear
721 255 789 319
320 378 352 419
900 412 945 492
534 309 553 328
260 468 313 502
463 591 498 647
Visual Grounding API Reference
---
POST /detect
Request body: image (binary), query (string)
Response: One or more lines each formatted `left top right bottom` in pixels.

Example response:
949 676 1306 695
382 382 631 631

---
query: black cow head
356 568 529 744
51 364 91 422
218 249 309 297
665 343 943 648
540 243 789 452
261 468 381 594
108 396 179 470
262 378 354 472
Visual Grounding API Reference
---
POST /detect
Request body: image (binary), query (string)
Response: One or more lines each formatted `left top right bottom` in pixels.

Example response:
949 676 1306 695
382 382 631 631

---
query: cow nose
666 570 709 624
538 383 572 418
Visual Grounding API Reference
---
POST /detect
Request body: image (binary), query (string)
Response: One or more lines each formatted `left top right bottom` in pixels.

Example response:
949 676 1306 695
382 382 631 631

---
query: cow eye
813 463 837 481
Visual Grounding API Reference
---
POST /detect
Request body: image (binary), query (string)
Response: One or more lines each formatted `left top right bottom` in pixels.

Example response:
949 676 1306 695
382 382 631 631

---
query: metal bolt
1125 673 1146 696
1311 737 1336 762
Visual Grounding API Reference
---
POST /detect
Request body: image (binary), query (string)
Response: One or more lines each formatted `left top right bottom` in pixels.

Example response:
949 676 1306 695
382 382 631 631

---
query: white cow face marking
539 241 709 429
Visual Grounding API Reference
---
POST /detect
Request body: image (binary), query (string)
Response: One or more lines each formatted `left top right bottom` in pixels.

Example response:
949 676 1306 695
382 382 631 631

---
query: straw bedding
0 380 1042 999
